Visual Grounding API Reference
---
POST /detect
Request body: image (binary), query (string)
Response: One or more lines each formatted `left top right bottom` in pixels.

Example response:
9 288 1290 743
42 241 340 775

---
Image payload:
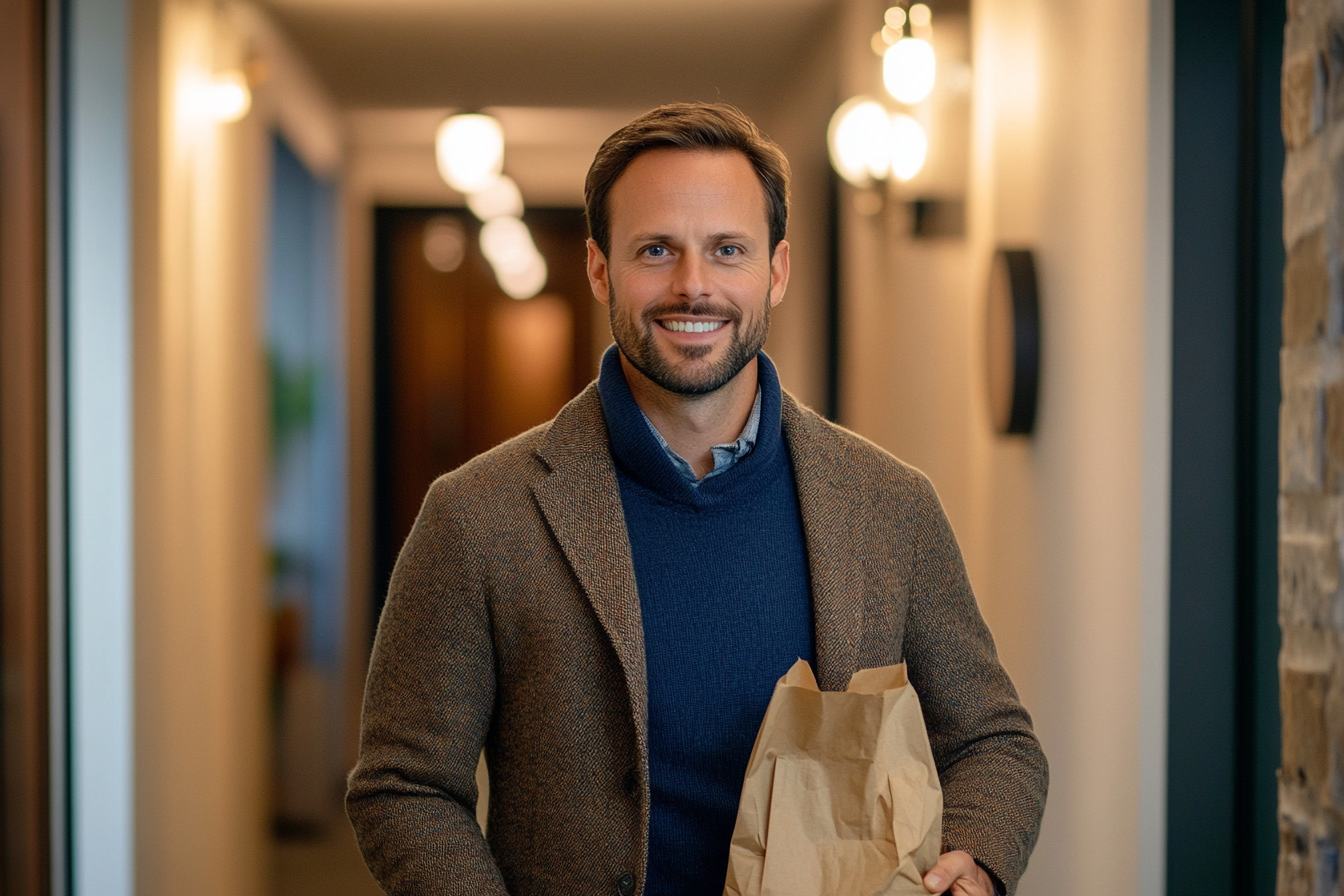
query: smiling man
347 104 1047 896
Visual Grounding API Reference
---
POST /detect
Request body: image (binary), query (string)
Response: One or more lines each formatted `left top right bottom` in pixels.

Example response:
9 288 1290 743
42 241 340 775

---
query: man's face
587 148 789 395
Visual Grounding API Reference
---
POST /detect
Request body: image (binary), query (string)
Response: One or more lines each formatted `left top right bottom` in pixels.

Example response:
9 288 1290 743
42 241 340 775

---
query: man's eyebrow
707 231 757 245
627 230 759 245
629 232 677 245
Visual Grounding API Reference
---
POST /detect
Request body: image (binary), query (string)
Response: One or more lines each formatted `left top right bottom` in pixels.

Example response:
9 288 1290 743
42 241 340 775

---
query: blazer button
616 871 635 896
623 768 639 798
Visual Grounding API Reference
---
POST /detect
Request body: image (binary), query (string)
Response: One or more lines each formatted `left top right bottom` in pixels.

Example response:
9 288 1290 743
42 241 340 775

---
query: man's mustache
640 300 742 326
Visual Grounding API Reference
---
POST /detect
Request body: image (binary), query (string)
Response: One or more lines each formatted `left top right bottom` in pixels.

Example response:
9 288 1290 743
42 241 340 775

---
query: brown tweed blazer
347 384 1047 896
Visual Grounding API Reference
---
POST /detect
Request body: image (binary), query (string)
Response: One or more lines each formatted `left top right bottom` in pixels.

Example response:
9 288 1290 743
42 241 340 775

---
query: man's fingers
922 851 971 893
922 850 991 896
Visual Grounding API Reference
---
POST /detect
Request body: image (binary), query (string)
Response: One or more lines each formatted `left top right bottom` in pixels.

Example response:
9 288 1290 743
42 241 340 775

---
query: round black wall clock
984 248 1040 435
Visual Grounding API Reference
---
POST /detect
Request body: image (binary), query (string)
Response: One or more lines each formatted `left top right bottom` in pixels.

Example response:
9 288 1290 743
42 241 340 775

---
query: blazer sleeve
899 473 1048 896
346 477 509 895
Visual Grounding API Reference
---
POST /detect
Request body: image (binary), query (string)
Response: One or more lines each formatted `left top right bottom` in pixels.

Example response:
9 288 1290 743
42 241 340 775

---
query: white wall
835 0 1172 892
130 2 343 893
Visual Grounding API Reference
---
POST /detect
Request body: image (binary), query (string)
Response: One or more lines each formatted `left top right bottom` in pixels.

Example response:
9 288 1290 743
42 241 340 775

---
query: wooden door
372 207 596 617
0 0 50 892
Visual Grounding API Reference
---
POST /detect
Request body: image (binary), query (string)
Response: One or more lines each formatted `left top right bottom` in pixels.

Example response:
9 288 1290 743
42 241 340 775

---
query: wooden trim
0 0 51 892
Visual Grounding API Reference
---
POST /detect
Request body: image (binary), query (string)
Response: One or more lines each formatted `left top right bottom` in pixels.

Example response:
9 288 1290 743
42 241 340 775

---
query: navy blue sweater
597 349 814 895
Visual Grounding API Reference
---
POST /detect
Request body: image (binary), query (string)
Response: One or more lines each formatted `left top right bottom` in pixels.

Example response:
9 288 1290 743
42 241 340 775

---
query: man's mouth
659 319 726 333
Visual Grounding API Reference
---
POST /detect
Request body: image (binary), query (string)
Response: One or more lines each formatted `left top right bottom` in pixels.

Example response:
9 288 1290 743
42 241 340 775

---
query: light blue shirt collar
639 387 762 487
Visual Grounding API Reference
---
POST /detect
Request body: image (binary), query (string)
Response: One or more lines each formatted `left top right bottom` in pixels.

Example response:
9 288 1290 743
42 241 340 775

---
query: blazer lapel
782 396 867 692
532 387 649 741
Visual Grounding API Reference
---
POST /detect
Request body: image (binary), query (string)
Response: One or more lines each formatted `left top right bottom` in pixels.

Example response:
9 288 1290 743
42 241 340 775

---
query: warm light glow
207 72 251 122
422 216 466 273
496 253 548 300
480 216 547 299
466 174 524 221
827 98 892 186
889 113 928 181
179 70 251 124
884 37 937 104
884 6 907 29
435 114 505 194
908 3 931 27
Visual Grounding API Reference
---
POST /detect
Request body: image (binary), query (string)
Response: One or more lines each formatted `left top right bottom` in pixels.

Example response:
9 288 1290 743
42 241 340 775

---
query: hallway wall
835 0 1172 892
130 2 342 893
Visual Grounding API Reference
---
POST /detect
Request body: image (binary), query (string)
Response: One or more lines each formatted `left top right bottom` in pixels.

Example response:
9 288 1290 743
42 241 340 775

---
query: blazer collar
780 395 868 691
532 387 650 747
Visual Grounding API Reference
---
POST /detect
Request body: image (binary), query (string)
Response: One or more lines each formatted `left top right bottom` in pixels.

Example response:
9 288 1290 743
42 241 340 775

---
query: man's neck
618 353 760 479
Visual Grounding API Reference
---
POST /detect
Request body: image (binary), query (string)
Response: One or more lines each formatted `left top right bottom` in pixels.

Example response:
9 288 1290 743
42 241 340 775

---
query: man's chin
632 352 752 396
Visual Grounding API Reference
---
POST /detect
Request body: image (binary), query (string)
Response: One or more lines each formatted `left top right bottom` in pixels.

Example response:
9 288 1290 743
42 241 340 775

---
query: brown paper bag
723 659 942 896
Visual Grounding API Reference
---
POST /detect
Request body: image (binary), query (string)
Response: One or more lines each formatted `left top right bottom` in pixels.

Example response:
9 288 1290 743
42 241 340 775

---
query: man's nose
671 252 711 301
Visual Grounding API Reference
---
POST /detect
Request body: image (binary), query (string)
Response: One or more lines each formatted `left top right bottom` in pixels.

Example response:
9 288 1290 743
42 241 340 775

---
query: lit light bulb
207 71 251 122
908 3 932 28
496 252 547 300
179 69 251 124
479 215 547 298
466 174 524 221
827 97 892 186
422 215 465 273
884 37 937 104
884 6 907 29
889 113 928 181
436 114 505 194
480 216 534 271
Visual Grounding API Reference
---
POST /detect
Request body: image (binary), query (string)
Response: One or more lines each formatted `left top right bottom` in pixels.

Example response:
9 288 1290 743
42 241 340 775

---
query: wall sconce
829 4 937 190
984 249 1040 435
831 2 969 237
178 69 252 125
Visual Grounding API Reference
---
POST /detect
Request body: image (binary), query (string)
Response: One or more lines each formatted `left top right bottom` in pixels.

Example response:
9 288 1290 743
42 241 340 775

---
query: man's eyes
638 244 745 258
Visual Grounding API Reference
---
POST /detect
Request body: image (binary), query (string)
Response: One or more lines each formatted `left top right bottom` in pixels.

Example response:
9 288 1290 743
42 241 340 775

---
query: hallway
0 0 1325 894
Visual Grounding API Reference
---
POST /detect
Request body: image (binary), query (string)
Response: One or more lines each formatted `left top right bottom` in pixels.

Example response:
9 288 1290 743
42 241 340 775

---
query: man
347 104 1047 896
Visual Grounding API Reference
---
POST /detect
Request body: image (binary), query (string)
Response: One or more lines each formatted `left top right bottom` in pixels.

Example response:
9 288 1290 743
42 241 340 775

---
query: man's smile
658 319 727 333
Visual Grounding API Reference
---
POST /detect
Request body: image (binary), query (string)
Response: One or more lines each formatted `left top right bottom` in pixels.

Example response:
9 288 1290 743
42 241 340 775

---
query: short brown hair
584 103 791 257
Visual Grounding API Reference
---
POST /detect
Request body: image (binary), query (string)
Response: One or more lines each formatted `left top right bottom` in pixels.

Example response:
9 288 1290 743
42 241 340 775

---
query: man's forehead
606 148 768 235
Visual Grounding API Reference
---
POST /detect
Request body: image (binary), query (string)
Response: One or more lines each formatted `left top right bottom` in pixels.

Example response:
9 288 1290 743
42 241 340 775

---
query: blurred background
0 0 1307 894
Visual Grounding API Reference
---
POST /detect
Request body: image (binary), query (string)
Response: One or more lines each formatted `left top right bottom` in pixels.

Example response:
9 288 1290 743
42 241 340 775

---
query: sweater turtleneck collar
596 344 786 509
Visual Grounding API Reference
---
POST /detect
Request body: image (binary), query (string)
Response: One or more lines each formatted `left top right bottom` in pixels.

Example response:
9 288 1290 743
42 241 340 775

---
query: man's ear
769 239 791 308
586 238 611 306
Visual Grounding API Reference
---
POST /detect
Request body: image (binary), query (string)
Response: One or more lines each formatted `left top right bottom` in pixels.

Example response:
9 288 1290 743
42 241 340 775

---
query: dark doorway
372 207 597 621
1167 0 1284 891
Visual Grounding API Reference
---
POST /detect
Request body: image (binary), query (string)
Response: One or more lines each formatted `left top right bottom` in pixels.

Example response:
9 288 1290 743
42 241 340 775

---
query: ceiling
260 0 841 111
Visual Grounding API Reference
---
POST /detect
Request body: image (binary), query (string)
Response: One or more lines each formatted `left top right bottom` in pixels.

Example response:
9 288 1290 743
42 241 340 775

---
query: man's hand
922 850 995 895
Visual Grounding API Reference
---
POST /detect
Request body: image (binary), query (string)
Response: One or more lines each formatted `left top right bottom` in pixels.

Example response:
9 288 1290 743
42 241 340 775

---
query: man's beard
609 287 771 395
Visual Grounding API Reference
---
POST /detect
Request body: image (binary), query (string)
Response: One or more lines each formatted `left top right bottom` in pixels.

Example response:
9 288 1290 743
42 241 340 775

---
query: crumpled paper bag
723 659 942 896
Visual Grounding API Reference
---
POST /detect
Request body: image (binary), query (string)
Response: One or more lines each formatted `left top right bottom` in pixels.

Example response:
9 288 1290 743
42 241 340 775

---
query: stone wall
1280 0 1344 893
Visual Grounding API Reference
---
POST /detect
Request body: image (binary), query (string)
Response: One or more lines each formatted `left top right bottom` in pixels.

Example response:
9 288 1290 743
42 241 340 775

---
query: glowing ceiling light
480 216 534 270
908 3 932 28
496 253 548 300
889 113 928 181
884 37 937 104
466 174 524 221
827 97 892 186
884 6 907 29
435 113 505 194
422 215 465 273
479 215 547 298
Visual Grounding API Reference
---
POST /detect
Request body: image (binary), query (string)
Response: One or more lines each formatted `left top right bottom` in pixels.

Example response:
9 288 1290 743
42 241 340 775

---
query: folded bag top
724 659 943 896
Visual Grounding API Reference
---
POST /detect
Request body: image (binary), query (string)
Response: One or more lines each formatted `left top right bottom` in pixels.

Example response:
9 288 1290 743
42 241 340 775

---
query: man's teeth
663 320 725 333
